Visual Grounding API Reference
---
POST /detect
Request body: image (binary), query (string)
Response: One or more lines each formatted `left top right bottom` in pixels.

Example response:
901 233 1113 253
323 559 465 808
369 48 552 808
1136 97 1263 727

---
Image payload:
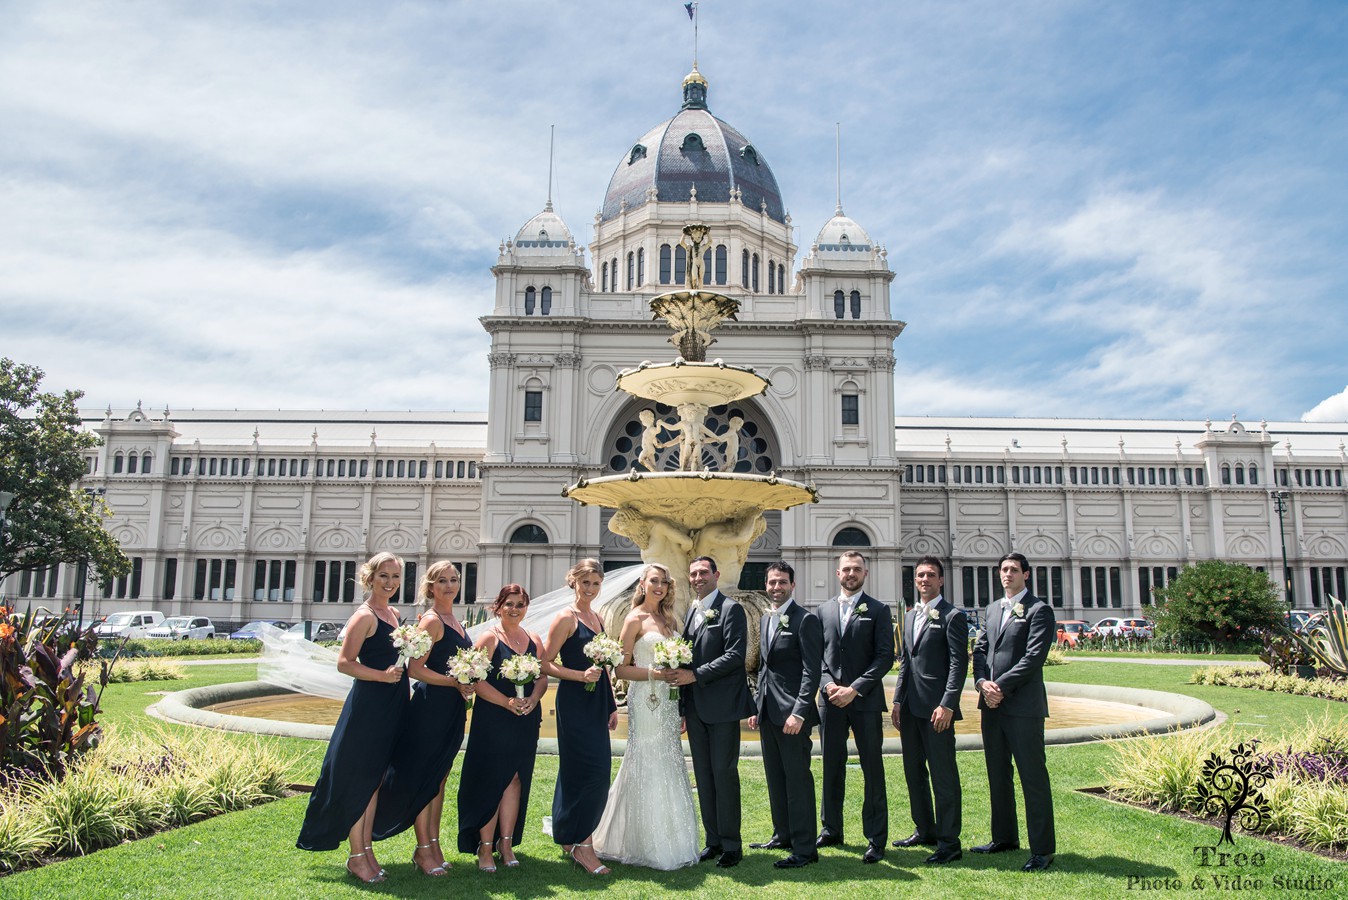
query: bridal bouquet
581 633 623 692
447 646 492 708
499 652 542 699
652 636 693 700
390 623 432 667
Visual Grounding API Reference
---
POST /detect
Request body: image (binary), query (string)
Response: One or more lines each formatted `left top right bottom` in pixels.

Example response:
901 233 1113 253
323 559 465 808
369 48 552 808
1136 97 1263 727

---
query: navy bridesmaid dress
297 615 409 851
456 636 543 853
550 618 616 845
371 612 473 840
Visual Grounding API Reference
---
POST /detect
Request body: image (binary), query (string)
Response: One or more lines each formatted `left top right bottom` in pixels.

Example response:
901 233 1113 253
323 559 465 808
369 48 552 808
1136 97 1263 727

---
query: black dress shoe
863 843 885 864
814 833 844 848
750 838 789 850
892 832 937 848
698 845 723 862
971 840 1020 854
715 850 742 868
1022 853 1054 872
926 848 963 864
773 853 819 869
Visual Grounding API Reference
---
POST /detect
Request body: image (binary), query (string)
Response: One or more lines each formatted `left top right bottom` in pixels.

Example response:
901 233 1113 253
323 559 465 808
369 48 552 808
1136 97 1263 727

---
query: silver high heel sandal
477 841 497 873
413 842 449 876
363 846 386 878
345 850 385 884
570 842 611 876
496 836 521 867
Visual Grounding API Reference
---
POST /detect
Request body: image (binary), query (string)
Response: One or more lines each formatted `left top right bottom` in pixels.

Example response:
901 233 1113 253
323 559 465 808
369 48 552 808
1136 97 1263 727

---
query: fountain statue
564 223 818 628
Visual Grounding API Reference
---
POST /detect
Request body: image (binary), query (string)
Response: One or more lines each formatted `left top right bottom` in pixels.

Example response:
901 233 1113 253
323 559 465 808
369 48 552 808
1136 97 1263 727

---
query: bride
592 563 700 869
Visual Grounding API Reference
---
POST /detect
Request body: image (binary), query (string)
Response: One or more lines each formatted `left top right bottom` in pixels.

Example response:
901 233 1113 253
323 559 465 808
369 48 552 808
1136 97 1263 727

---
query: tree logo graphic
1195 741 1272 844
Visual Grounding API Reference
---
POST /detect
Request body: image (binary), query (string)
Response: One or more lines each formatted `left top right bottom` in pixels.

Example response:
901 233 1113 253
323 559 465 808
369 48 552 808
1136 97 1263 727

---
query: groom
671 556 756 868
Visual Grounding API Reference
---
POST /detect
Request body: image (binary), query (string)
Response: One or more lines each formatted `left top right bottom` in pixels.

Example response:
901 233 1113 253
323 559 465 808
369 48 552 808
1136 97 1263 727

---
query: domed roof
600 68 785 224
513 202 574 248
814 207 873 252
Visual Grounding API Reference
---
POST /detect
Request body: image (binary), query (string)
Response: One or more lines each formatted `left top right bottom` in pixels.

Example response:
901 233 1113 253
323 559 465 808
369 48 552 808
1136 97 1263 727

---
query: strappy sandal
570 842 611 876
364 845 387 878
345 850 385 884
477 840 497 873
496 836 520 867
413 842 449 876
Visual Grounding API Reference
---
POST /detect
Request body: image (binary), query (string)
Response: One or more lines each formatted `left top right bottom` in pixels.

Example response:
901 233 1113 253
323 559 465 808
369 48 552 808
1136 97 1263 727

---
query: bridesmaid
541 559 617 876
456 584 548 872
297 552 409 884
372 561 474 876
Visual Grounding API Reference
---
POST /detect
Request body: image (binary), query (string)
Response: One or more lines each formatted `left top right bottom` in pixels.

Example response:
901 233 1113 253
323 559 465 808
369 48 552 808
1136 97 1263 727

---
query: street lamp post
1271 490 1294 607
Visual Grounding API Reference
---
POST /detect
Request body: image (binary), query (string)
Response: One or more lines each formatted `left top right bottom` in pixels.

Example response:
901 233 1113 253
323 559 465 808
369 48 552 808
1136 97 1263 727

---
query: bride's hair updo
358 551 405 596
566 558 603 590
630 563 675 626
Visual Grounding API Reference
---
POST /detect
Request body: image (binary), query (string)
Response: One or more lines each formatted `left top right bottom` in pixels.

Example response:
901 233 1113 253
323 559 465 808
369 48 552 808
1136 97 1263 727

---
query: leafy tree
0 359 128 581
1151 560 1283 644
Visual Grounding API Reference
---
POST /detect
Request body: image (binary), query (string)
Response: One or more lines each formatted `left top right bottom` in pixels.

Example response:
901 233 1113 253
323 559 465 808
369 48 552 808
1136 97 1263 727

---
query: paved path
1066 656 1255 666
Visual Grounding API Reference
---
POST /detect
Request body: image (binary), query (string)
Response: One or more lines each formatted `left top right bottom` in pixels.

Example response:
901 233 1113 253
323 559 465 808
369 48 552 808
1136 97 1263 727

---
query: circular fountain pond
151 677 1216 757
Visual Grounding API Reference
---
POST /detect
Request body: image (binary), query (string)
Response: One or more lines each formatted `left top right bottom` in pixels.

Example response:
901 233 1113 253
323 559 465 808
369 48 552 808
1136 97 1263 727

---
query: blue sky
3 1 1347 422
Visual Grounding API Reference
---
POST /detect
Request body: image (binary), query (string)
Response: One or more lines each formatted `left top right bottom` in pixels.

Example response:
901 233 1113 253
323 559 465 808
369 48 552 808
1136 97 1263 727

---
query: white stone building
5 68 1346 628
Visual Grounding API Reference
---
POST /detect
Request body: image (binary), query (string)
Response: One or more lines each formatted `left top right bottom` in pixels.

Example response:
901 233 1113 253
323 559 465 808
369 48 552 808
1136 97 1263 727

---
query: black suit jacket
681 589 756 723
894 597 968 719
971 592 1054 718
756 599 823 728
818 591 896 713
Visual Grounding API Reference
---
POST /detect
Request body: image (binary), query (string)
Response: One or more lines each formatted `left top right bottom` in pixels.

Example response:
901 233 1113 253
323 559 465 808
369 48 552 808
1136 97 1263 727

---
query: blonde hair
358 552 405 595
566 558 604 589
421 560 461 608
630 563 675 627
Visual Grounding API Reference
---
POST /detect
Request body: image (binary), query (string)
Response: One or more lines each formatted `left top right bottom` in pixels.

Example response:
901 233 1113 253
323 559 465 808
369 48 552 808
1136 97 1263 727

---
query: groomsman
749 561 823 869
816 550 895 862
891 556 967 864
671 556 756 868
971 552 1057 872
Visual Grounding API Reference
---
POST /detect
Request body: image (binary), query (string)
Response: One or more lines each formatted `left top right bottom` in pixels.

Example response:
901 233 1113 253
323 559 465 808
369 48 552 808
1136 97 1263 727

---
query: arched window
540 286 552 315
834 290 845 319
675 246 687 285
113 452 124 474
660 244 672 283
637 247 645 285
1221 464 1231 485
1249 463 1259 485
768 259 776 294
752 253 760 292
610 257 617 292
1235 464 1246 485
141 452 152 474
127 452 138 474
742 249 750 287
703 248 711 284
510 524 549 544
715 244 727 284
850 290 862 318
601 262 609 292
777 263 785 293
626 251 635 289
524 286 536 315
832 527 871 547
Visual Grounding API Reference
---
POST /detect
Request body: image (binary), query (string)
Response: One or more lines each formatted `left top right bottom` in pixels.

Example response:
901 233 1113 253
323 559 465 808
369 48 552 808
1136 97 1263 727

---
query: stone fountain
563 224 818 630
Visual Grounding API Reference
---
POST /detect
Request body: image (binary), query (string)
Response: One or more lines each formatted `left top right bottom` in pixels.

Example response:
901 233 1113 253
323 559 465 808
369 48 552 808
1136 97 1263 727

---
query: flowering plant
500 652 542 698
582 633 623 691
447 646 492 708
653 636 693 699
390 623 432 667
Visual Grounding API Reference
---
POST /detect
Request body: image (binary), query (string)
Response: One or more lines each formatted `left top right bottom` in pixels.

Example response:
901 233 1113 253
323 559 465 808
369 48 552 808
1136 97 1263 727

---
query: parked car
229 620 289 640
1285 610 1319 633
1056 619 1090 647
94 610 165 640
1088 616 1154 639
146 616 216 640
313 621 342 641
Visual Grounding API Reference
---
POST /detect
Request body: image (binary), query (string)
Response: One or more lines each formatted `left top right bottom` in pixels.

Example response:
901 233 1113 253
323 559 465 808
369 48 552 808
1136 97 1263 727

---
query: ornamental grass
1191 665 1348 701
76 658 186 684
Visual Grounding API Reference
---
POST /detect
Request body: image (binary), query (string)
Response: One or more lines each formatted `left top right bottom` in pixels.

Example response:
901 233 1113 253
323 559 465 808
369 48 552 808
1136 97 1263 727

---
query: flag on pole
686 3 696 20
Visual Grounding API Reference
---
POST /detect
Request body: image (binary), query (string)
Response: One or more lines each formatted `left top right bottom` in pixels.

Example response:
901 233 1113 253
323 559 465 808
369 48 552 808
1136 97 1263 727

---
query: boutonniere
702 608 719 623
779 615 791 630
1012 602 1025 619
927 607 940 622
853 601 868 616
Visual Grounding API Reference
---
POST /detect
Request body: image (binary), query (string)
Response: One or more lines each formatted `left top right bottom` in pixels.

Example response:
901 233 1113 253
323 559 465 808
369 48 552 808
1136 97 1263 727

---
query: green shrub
1190 666 1348 701
1151 560 1283 645
97 638 260 658
78 658 186 683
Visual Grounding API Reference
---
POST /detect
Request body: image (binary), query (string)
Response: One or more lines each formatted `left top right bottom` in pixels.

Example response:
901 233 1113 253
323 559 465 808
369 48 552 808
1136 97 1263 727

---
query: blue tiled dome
600 67 785 224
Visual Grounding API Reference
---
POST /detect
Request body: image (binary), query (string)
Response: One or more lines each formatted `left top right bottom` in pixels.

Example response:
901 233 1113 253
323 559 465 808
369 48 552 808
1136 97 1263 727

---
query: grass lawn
4 658 1345 898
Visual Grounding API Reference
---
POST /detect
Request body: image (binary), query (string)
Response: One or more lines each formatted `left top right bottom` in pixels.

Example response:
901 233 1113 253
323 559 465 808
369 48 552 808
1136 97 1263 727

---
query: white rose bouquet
581 633 623 692
390 623 432 668
447 646 492 708
652 636 693 699
499 652 543 699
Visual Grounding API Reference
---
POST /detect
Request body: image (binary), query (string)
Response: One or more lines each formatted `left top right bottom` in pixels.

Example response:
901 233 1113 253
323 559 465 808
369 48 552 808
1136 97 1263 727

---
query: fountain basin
616 360 768 407
564 471 817 528
150 678 1216 758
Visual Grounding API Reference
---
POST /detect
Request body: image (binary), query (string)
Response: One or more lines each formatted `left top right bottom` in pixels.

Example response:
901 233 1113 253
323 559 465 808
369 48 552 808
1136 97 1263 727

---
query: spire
682 63 708 110
835 122 843 216
545 124 555 212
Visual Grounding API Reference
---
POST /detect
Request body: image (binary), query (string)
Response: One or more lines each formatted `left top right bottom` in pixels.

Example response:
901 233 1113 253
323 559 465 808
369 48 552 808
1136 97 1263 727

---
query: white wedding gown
592 631 700 869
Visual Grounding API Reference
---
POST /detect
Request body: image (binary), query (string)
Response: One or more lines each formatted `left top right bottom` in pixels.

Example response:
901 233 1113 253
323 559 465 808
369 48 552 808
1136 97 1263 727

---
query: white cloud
1302 387 1348 423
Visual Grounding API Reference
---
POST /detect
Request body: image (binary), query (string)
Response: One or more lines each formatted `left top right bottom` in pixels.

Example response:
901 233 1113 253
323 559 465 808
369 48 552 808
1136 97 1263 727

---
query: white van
94 610 165 640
